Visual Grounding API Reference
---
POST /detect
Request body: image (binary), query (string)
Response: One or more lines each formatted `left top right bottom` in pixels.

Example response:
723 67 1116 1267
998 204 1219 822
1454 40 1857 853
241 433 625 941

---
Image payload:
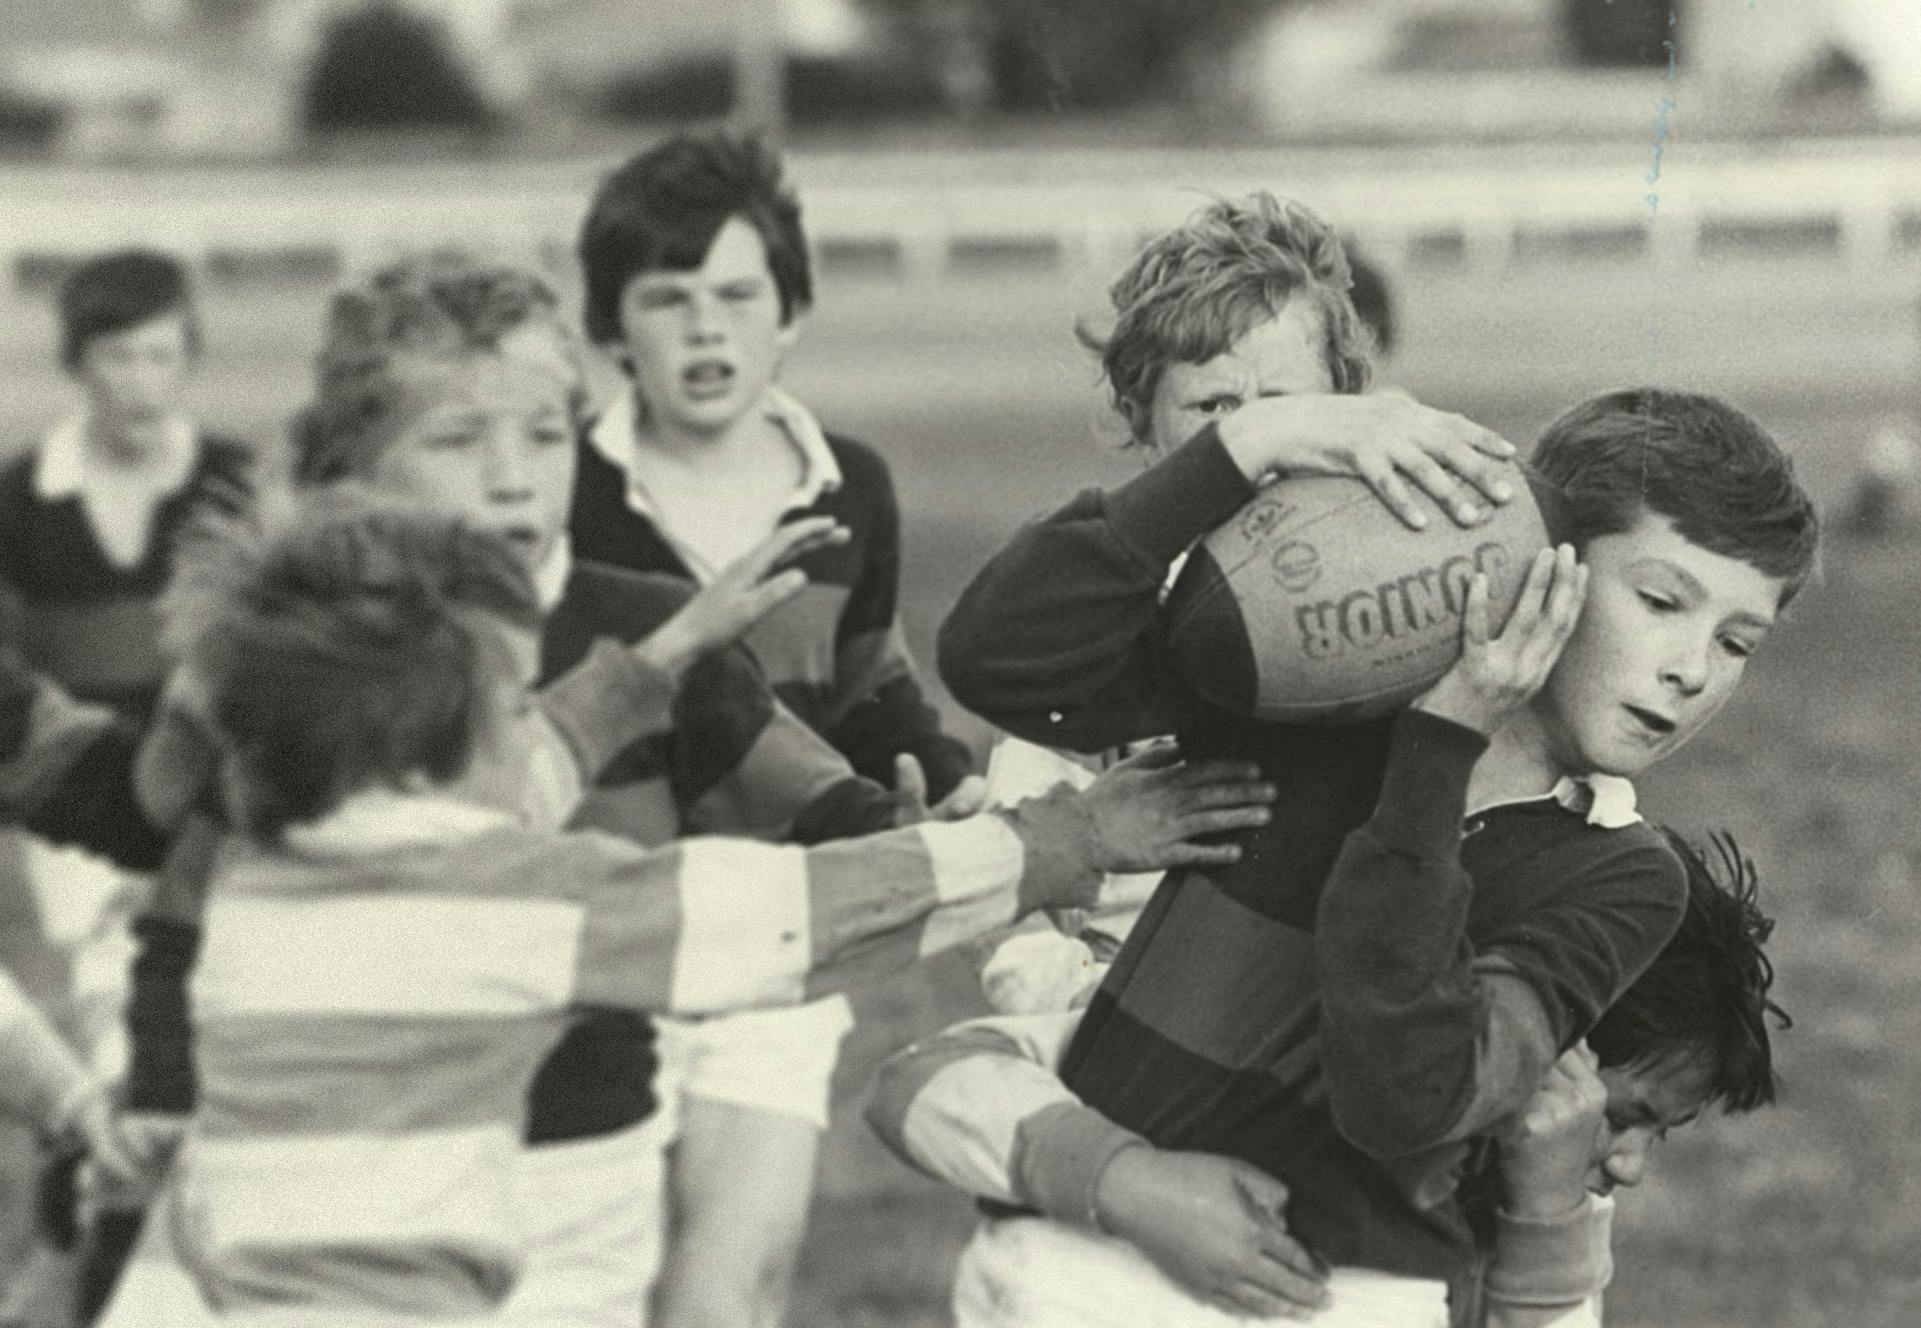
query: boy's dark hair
578 129 812 345
183 495 540 839
1588 828 1788 1114
1531 389 1821 606
58 249 201 370
1345 250 1395 358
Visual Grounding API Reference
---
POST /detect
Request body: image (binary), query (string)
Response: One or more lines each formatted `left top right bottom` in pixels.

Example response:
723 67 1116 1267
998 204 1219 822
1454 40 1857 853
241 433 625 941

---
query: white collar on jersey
532 534 572 613
1471 773 1641 829
585 383 843 524
282 788 516 858
35 413 197 502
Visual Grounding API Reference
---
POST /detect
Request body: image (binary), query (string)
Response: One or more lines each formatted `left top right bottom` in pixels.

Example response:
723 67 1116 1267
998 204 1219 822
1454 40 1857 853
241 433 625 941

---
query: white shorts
656 993 855 1130
952 1214 1449 1328
500 1108 677 1328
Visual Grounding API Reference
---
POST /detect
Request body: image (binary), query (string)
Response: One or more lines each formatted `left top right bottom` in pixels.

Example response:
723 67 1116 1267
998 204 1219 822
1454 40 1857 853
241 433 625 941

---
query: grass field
2 246 1919 1326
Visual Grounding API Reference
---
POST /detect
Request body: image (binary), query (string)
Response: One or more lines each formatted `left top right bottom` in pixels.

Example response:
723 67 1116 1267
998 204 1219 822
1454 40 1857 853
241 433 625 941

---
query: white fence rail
2 139 1919 293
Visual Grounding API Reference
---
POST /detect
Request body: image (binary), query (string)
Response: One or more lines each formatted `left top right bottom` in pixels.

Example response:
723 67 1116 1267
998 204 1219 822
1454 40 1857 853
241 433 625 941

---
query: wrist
1090 1138 1153 1236
1499 1183 1591 1224
632 626 695 683
1412 678 1502 735
1002 788 1104 915
1216 407 1299 484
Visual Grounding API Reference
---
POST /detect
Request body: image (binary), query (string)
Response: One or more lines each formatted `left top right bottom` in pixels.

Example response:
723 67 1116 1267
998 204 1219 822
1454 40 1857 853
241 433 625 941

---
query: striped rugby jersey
175 788 1101 1320
865 1007 1618 1328
122 555 905 1141
938 426 1684 1307
575 387 975 801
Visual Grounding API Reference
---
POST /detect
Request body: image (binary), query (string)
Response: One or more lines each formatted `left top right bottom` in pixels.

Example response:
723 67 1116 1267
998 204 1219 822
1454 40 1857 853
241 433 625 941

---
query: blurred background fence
5 138 1921 298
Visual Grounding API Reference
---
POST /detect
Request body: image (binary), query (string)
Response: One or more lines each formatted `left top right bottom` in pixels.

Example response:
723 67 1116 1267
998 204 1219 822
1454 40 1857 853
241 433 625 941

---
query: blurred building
1236 0 1921 138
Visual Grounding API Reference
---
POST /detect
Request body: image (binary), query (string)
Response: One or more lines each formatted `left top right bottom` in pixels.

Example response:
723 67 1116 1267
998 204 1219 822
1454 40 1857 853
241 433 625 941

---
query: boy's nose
1660 638 1711 696
686 294 724 342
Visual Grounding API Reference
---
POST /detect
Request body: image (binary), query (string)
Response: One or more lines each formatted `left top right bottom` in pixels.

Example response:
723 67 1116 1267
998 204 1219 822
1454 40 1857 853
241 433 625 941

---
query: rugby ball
1163 464 1566 724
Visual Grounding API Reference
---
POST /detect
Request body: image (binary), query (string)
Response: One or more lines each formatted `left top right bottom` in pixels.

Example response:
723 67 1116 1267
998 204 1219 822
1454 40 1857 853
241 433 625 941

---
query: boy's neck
629 389 784 472
84 414 183 470
1466 703 1573 810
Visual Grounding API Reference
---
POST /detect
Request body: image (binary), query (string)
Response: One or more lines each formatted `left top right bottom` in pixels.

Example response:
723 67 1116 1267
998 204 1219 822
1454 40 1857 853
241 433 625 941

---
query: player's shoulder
823 431 893 490
1571 813 1690 911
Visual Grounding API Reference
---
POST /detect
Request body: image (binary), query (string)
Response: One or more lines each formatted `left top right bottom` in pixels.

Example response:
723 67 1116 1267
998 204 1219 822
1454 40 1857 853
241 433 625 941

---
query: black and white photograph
0 2 1917 1325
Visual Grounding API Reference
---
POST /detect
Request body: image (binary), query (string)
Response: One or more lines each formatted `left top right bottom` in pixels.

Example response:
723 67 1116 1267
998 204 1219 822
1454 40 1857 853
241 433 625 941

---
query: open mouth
1624 704 1677 737
682 360 735 397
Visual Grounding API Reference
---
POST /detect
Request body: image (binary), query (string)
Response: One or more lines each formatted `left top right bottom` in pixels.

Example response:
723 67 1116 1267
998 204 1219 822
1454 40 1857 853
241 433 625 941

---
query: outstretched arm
575 749 1274 1013
868 1008 1328 1320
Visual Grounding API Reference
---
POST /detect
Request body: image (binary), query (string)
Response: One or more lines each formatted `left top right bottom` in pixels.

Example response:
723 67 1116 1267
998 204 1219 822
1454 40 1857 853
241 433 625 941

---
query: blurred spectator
0 248 250 1326
302 1 500 135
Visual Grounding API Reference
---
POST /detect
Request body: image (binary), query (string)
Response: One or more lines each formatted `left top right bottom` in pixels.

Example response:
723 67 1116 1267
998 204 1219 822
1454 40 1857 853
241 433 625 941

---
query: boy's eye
1636 589 1678 612
1719 634 1757 660
718 281 765 302
1192 395 1243 417
634 288 688 310
425 432 478 451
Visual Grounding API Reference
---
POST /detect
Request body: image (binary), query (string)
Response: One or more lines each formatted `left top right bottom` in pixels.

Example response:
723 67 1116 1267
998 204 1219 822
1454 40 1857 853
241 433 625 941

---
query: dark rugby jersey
939 424 1685 1306
0 430 253 719
572 408 974 801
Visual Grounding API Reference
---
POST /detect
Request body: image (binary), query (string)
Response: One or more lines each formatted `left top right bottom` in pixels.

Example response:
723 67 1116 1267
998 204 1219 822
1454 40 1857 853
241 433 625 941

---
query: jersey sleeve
0 967 96 1134
0 657 171 870
670 646 905 843
936 425 1255 754
825 448 975 800
1315 709 1686 1158
867 1008 1145 1226
1484 1197 1614 1328
570 790 1103 1015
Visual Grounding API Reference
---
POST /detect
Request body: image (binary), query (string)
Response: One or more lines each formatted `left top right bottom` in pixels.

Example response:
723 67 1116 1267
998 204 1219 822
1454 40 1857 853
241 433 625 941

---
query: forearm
937 426 1255 752
682 678 904 843
868 1011 1141 1224
1316 709 1555 1155
534 638 680 791
1484 1198 1613 1328
578 789 1101 1015
0 970 96 1134
829 665 975 800
0 674 170 869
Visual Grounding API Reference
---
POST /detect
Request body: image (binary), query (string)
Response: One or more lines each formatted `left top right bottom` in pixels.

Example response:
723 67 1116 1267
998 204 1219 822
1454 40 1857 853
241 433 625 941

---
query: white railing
1 138 1918 292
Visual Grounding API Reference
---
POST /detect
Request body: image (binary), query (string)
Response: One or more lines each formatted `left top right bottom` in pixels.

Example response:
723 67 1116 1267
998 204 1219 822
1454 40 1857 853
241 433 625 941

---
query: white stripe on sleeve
667 839 812 1013
913 816 1027 959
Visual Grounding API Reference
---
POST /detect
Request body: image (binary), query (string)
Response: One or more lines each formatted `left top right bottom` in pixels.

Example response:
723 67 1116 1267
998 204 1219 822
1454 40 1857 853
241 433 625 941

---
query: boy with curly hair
938 193 1819 1324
